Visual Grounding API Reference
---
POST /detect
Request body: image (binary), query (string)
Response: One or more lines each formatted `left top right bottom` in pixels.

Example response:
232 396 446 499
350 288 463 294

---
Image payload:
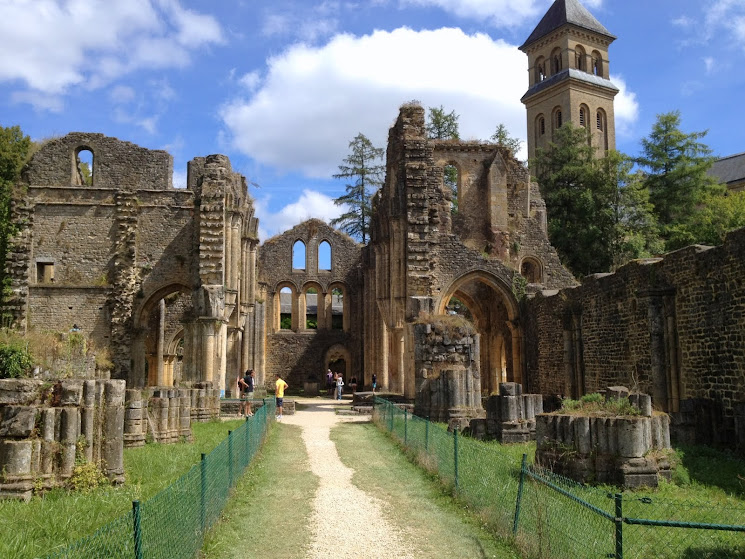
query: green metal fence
45 399 275 559
373 398 745 559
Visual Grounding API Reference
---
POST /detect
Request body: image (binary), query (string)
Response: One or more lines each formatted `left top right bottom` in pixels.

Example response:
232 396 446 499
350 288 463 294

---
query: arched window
539 116 546 135
318 241 331 272
550 48 562 75
75 147 93 186
596 110 605 131
596 109 609 151
591 50 603 77
305 287 318 329
535 57 546 82
521 257 543 283
444 164 459 214
575 45 586 71
331 287 344 330
579 105 588 128
279 287 293 330
292 240 306 270
553 108 563 131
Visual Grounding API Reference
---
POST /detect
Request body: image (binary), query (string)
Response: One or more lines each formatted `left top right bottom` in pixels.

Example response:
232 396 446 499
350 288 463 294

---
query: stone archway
132 284 191 388
437 271 521 395
324 344 352 381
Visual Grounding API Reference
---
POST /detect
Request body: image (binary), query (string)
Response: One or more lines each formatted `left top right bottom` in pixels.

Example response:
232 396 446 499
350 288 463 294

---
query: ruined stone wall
22 133 172 189
523 228 745 446
259 219 363 389
0 379 125 501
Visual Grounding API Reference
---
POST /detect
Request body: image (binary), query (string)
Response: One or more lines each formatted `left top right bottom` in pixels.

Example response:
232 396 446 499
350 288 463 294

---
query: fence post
454 429 459 492
404 409 408 446
425 419 430 452
200 453 207 533
228 430 233 489
132 500 143 559
513 454 527 535
615 493 623 559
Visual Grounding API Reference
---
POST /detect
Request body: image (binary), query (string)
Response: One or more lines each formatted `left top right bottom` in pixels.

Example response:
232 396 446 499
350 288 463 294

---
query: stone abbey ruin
1 0 744 495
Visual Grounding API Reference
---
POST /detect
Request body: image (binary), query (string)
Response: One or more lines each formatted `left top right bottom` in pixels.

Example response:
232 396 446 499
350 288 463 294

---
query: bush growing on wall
0 341 33 378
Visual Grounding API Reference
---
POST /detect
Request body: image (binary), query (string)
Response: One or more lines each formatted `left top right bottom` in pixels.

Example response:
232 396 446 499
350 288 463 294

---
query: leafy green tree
0 125 32 302
534 124 648 276
426 105 459 140
331 133 384 244
666 190 745 249
636 111 723 231
490 123 522 158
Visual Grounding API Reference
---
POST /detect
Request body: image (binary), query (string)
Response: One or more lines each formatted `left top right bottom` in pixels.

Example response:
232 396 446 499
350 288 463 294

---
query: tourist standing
372 373 377 393
242 369 255 417
275 374 288 420
326 369 334 397
336 373 344 400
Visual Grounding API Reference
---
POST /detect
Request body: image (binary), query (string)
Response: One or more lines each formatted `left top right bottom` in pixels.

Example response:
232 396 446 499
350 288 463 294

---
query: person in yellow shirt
275 374 289 420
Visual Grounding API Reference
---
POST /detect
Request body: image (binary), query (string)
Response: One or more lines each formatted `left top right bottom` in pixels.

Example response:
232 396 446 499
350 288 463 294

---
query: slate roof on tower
520 0 616 50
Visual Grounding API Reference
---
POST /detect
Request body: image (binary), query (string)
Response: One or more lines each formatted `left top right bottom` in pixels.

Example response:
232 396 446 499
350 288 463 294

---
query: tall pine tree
331 133 384 244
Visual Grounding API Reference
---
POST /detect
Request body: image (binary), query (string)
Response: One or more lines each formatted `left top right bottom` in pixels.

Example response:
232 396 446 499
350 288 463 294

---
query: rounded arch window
535 56 546 82
292 240 306 270
552 107 563 131
591 50 603 77
74 147 93 186
443 163 459 214
579 104 589 128
550 48 562 75
318 240 331 272
575 45 586 71
520 257 543 283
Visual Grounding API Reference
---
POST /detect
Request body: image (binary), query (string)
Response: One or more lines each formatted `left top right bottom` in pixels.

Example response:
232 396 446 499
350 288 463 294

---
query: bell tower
519 0 618 161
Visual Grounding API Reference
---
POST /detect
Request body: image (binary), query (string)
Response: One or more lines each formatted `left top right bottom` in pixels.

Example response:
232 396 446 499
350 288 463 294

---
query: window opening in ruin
521 258 542 283
444 164 458 214
535 57 546 82
592 51 602 76
575 46 586 71
579 106 587 127
445 296 474 321
292 240 306 270
76 148 93 186
331 287 344 330
318 241 331 272
305 287 318 329
280 287 293 329
36 262 55 283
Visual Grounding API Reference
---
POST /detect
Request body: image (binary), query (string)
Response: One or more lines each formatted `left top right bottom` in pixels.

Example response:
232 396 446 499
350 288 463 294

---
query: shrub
558 393 641 417
0 342 33 378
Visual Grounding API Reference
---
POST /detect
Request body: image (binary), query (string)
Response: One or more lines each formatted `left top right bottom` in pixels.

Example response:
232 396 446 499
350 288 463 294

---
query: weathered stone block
0 406 37 437
0 440 33 475
0 380 42 406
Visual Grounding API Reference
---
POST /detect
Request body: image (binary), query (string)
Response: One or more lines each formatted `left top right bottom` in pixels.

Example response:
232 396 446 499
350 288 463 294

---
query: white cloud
261 4 339 42
611 74 639 138
703 56 715 74
220 27 528 177
110 85 136 104
676 0 745 51
398 0 603 28
0 0 223 108
255 189 344 241
239 71 262 91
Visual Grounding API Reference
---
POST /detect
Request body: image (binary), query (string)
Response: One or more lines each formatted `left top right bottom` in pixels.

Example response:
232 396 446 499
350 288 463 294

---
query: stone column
157 298 166 386
102 380 125 483
202 319 216 383
81 380 96 462
508 321 522 385
297 291 306 331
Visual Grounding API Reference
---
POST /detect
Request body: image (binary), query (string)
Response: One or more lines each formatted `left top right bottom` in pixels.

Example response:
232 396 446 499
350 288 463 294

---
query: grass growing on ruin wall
0 418 246 559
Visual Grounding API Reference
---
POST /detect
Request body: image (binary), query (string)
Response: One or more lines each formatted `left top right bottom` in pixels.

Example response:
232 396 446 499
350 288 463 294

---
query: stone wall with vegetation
523 228 745 449
0 378 125 501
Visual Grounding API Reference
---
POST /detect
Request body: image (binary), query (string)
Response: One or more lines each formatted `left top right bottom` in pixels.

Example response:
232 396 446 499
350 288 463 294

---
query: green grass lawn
0 418 245 559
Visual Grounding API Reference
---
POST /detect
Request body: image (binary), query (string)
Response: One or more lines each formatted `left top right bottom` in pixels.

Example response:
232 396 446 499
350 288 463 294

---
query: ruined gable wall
23 133 172 189
523 228 745 441
258 219 363 388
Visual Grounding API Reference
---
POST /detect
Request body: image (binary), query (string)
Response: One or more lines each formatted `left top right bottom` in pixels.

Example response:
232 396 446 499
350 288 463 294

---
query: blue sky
1 0 743 240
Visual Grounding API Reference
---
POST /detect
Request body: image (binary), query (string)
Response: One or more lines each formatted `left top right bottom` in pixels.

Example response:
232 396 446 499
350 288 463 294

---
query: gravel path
281 399 414 559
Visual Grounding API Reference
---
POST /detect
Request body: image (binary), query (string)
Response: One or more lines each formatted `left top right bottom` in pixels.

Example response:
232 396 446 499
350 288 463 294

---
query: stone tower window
74 147 93 186
292 240 306 271
535 56 546 82
553 108 563 130
575 45 586 71
36 261 55 283
597 110 605 131
591 50 603 77
579 105 588 128
318 240 331 272
551 48 562 75
539 116 545 135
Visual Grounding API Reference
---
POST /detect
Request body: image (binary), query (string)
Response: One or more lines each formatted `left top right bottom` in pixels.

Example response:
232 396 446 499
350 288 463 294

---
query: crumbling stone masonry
522 228 745 451
411 321 484 424
4 134 262 395
364 104 575 417
535 393 672 489
258 219 363 390
0 379 125 500
469 382 544 442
